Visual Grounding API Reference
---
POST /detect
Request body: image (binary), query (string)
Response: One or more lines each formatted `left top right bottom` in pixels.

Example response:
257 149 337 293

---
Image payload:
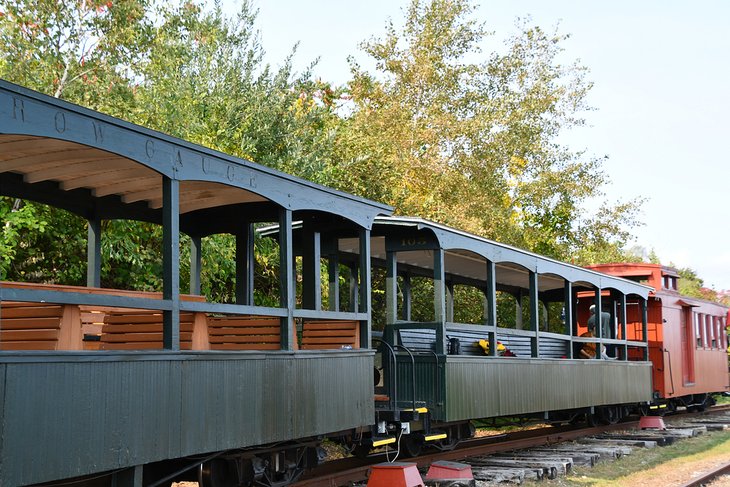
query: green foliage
0 0 663 310
0 198 86 284
0 0 151 113
339 0 643 264
131 1 342 184
101 220 162 290
675 265 719 302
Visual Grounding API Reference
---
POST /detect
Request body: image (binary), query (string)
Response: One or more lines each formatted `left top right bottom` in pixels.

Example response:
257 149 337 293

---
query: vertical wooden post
434 248 446 355
236 223 255 305
564 281 573 358
593 288 602 360
485 259 497 356
620 293 628 360
162 176 180 351
358 228 371 349
327 249 340 312
529 271 539 358
641 297 649 361
302 225 322 311
385 250 398 325
190 235 202 295
279 209 295 350
86 215 101 288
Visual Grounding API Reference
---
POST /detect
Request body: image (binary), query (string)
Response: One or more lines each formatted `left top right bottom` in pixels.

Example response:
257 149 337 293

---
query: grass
521 429 730 486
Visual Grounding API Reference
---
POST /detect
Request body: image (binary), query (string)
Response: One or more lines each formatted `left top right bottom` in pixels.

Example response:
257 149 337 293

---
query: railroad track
679 460 730 487
292 406 730 487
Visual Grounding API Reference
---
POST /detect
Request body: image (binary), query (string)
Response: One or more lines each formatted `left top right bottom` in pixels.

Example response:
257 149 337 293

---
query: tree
0 0 153 112
0 0 344 301
338 0 643 262
675 265 719 302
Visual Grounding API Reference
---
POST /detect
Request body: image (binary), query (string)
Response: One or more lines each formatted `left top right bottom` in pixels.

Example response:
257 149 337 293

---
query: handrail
392 344 417 414
663 348 675 395
372 337 398 413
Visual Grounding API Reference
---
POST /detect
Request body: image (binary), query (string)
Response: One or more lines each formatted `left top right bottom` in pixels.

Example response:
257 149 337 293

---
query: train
0 79 728 487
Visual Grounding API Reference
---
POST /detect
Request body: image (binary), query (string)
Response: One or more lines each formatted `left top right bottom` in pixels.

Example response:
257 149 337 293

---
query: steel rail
292 421 638 487
292 404 730 487
677 461 730 487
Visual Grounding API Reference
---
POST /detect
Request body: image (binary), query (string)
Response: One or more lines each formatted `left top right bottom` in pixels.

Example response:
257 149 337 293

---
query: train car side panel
443 358 653 422
0 352 374 487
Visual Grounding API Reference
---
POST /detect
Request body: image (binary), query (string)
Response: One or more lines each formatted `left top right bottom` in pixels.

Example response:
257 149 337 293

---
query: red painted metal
639 416 666 430
367 462 424 487
587 263 730 403
425 461 474 480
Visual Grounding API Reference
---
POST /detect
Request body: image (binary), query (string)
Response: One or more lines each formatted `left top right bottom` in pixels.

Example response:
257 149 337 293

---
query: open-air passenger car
338 217 655 455
0 80 391 487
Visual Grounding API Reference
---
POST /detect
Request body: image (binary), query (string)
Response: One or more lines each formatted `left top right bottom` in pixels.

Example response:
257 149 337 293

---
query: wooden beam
190 236 202 295
235 223 254 305
279 208 295 350
0 148 105 170
385 250 397 325
529 271 539 357
86 215 101 288
24 157 129 183
327 248 340 312
162 176 180 351
358 228 371 348
61 167 146 191
93 176 159 197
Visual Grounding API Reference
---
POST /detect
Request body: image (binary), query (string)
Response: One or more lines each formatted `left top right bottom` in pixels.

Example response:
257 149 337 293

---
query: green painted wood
0 352 374 487
86 216 101 288
442 357 653 422
162 176 180 351
190 236 202 295
0 80 392 230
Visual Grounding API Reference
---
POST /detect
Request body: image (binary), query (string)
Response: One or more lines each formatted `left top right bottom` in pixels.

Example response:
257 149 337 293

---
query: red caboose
588 263 729 411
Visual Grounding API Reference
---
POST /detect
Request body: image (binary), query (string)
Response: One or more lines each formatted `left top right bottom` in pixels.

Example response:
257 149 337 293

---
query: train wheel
598 406 620 425
351 444 371 459
199 459 237 487
585 411 598 427
400 435 423 458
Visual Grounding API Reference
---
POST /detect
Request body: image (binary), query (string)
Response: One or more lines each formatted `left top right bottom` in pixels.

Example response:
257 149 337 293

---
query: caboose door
680 306 695 385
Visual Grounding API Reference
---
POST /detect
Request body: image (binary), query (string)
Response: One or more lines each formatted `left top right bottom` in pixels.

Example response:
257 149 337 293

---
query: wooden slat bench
538 336 569 358
207 315 281 350
100 310 195 350
300 320 360 350
0 302 64 350
397 326 568 358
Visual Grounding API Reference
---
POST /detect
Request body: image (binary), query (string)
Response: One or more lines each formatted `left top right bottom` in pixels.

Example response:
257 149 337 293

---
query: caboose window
694 312 703 348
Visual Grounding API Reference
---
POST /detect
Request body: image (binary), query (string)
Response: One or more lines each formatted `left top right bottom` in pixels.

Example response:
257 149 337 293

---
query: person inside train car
587 304 617 358
587 304 612 339
579 321 616 360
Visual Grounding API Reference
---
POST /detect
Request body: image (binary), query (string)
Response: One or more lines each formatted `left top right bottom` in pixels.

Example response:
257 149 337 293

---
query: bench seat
0 302 64 350
100 311 195 350
208 316 281 350
397 326 569 358
301 320 360 350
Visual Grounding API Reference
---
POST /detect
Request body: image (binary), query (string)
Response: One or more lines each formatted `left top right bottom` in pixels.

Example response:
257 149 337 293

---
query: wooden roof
0 79 392 233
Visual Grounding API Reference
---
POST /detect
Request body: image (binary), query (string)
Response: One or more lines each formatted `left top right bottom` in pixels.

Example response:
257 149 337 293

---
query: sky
228 0 730 291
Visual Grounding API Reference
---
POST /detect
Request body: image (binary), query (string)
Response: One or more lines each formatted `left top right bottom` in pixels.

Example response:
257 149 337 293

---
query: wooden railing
0 282 360 352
